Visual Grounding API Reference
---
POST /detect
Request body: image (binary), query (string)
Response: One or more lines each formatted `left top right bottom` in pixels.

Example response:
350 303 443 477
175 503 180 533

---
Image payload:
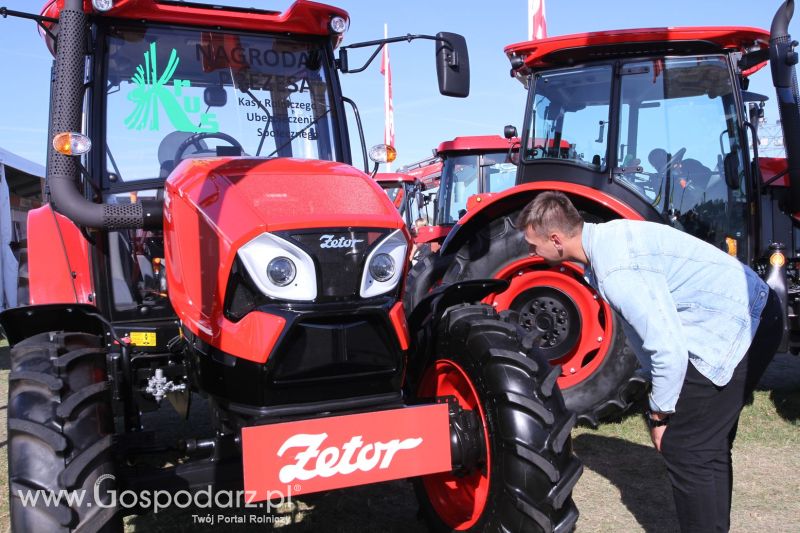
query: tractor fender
439 181 643 256
0 303 105 346
26 205 94 305
405 278 509 388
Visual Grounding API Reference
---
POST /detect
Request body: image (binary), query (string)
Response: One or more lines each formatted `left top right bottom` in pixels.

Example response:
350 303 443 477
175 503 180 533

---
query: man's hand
645 410 670 452
650 424 667 452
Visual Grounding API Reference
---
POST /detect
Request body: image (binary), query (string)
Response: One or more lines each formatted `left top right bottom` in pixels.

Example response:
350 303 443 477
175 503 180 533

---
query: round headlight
267 257 296 287
329 16 348 34
92 0 114 11
369 253 395 282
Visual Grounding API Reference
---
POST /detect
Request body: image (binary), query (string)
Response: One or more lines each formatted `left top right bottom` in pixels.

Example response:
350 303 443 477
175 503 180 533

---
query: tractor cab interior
615 56 748 255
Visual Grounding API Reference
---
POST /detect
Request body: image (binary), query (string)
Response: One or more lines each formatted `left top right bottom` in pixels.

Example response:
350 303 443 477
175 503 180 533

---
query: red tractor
0 1 582 531
407 1 800 427
410 135 521 250
402 154 444 189
374 172 428 232
403 134 521 311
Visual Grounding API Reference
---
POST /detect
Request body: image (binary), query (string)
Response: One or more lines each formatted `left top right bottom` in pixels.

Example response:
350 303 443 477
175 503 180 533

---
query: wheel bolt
569 367 576 374
597 336 603 342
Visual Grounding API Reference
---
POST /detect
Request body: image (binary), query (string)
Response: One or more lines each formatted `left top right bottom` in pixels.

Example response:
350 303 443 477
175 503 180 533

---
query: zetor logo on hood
319 234 364 249
242 405 452 501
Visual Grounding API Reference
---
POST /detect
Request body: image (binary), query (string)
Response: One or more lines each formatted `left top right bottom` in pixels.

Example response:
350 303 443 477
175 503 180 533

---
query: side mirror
504 125 517 139
724 151 741 190
435 32 470 98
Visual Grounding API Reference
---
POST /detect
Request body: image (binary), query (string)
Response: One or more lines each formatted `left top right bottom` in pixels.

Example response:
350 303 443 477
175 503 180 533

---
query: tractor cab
407 135 519 250
505 27 772 263
434 135 520 225
373 172 429 231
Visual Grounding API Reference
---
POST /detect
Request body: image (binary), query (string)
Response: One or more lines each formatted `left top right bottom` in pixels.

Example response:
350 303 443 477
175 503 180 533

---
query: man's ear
550 232 563 247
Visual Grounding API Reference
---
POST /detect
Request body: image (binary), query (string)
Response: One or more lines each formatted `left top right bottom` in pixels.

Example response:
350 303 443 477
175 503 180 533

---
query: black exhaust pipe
770 0 800 212
48 0 162 230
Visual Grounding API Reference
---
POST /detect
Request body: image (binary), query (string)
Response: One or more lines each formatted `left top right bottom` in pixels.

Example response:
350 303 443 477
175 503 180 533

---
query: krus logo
319 234 364 249
276 433 423 483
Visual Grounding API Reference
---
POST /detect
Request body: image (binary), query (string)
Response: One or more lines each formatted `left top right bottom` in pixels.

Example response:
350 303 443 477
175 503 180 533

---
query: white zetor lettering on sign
276 433 423 483
319 234 364 249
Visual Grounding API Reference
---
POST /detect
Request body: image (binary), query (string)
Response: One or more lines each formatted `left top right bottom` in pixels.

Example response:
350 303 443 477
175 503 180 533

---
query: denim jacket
581 221 769 413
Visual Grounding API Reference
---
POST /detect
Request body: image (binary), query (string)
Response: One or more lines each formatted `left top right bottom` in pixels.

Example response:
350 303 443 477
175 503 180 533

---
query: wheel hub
515 287 581 360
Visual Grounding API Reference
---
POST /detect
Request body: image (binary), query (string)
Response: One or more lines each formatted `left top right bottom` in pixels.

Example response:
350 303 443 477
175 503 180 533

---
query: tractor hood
163 157 408 343
165 157 406 235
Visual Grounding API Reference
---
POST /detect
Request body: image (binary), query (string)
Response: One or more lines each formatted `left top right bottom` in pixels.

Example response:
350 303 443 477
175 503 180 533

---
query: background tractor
0 1 582 531
407 0 800 427
374 171 429 232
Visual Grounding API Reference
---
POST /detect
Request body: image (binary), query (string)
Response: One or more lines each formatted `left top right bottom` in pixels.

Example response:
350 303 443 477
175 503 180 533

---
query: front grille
270 313 399 384
284 229 389 301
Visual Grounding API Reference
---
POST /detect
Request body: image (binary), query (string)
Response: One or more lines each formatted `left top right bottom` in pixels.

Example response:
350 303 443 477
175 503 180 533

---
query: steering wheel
174 132 243 163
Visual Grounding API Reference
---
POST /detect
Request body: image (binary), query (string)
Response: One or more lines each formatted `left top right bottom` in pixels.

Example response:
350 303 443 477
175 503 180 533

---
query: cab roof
41 0 348 38
374 172 419 185
505 26 770 73
436 135 518 154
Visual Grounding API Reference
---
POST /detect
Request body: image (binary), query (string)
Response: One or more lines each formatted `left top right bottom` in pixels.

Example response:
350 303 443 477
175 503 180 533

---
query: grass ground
1 346 798 532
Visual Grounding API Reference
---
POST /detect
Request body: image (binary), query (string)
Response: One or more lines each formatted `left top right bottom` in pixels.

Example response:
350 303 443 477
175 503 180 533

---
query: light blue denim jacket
581 220 769 413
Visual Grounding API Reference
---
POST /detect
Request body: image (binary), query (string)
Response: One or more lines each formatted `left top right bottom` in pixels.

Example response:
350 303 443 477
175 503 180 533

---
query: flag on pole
528 0 547 40
380 23 395 170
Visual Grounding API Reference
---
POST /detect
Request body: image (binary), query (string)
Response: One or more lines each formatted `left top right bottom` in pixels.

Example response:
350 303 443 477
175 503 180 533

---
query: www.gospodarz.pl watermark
15 474 293 516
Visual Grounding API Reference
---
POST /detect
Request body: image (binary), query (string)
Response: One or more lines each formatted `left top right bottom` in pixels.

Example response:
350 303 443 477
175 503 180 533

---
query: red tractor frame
407 1 800 427
0 1 581 532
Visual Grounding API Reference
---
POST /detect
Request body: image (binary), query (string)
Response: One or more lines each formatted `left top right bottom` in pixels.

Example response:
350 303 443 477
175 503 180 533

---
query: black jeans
660 289 783 533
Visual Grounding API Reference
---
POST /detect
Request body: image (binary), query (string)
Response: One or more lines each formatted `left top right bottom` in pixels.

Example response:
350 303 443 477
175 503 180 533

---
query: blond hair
516 191 583 237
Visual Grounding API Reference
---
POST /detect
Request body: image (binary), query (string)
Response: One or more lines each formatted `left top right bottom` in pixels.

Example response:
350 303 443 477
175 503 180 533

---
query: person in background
516 190 782 533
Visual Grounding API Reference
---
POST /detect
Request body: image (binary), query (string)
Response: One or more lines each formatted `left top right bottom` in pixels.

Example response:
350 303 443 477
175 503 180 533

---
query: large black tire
415 305 582 532
403 246 452 318
442 214 646 427
7 331 120 532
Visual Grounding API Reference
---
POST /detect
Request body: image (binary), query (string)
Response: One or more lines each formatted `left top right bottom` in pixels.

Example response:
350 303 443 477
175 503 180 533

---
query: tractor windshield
437 151 516 225
524 64 612 170
615 56 748 257
103 25 337 183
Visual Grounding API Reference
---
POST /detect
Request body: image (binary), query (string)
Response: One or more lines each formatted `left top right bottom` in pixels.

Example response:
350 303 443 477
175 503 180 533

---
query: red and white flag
380 23 395 170
528 0 547 40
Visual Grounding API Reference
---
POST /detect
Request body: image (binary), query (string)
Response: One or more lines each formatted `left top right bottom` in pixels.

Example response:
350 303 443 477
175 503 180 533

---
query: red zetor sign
242 404 452 501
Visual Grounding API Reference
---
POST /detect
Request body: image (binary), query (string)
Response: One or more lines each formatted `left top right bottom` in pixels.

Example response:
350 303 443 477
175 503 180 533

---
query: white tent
0 148 44 309
0 159 19 310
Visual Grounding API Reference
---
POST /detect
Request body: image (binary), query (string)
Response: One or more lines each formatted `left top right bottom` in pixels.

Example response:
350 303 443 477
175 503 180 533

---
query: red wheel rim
418 360 490 530
485 258 614 389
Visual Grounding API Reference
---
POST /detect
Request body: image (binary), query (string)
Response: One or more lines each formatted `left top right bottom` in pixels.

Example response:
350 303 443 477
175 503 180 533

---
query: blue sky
0 0 796 168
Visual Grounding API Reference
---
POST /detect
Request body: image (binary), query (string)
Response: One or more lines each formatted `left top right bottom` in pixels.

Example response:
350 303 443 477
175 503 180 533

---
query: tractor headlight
360 229 407 298
267 257 297 287
369 253 395 282
238 233 316 301
92 0 114 12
